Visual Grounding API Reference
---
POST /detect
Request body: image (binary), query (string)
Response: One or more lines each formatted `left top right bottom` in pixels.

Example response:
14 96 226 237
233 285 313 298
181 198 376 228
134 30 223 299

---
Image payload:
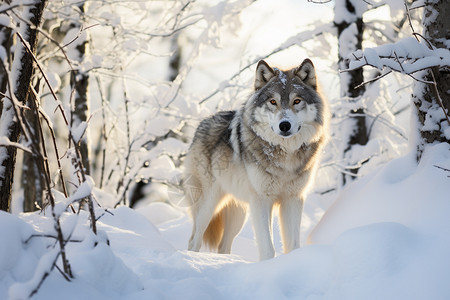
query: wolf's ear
295 59 317 89
255 60 275 90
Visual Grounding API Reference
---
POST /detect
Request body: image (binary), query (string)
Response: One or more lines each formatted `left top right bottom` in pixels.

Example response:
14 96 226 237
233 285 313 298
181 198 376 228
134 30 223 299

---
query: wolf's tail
203 200 247 251
203 211 224 250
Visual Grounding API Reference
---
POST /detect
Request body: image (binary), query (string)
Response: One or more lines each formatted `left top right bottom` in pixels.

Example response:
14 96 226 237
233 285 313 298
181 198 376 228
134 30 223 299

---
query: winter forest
0 0 450 299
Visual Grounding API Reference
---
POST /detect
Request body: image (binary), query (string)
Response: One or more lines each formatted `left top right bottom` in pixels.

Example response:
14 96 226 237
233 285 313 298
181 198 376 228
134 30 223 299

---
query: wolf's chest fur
254 143 300 174
244 140 316 195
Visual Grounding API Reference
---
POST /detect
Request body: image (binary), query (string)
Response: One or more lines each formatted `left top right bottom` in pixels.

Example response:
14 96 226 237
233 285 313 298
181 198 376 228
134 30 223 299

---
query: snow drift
0 143 450 299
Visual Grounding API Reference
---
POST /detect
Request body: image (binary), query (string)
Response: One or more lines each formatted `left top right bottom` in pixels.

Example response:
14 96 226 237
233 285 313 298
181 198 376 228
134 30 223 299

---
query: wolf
184 59 329 260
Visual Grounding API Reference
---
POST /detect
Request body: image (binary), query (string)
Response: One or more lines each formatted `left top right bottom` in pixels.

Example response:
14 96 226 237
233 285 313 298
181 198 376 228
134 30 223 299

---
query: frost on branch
345 0 450 159
347 37 450 76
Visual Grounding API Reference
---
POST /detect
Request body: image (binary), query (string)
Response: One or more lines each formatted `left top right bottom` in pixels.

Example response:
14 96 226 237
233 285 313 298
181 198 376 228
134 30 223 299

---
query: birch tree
346 0 450 160
0 14 13 110
0 0 47 211
332 0 418 187
69 1 91 175
335 0 368 185
22 85 45 212
412 0 450 158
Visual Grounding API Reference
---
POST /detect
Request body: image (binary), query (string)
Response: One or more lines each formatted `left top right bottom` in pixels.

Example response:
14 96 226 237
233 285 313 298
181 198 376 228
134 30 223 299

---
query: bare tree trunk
0 12 14 212
0 25 13 112
413 0 450 159
70 2 91 175
22 153 43 212
335 0 368 185
0 1 47 211
22 83 44 212
169 34 182 82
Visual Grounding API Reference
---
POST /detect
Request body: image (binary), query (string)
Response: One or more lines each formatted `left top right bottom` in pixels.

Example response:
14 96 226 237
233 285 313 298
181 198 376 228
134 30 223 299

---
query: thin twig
62 23 99 48
354 70 392 89
37 106 70 199
394 51 406 73
17 26 97 234
0 2 36 14
404 0 419 42
434 164 450 177
429 69 450 125
412 32 434 50
93 74 109 189
25 234 82 244
199 24 331 104
15 29 74 278
15 32 70 126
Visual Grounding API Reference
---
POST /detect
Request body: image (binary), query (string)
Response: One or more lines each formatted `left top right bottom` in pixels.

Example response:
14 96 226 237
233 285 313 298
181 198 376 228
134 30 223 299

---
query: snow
409 0 427 10
146 155 178 182
0 212 45 300
2 0 449 298
0 46 5 61
44 72 61 93
70 121 88 144
310 143 450 243
63 27 88 62
0 15 9 28
66 175 95 204
1 143 450 299
348 37 450 74
274 68 287 87
334 0 367 23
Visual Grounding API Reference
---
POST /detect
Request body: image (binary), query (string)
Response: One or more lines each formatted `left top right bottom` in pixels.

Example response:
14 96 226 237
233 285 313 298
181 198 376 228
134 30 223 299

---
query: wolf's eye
269 99 277 106
293 98 302 105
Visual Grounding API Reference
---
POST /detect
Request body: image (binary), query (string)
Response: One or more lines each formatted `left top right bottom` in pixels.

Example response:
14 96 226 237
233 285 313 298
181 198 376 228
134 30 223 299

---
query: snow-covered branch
345 37 450 75
200 22 334 104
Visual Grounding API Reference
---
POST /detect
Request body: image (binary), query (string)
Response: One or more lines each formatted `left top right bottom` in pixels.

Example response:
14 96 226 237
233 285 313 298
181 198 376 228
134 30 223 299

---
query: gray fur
185 59 329 260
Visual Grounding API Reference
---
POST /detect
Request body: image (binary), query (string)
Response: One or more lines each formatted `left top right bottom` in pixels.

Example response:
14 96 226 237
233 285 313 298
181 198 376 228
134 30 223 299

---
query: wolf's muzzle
279 121 291 134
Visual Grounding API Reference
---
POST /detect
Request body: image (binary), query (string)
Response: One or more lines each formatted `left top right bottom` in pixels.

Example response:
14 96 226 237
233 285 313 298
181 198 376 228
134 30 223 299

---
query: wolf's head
245 59 328 150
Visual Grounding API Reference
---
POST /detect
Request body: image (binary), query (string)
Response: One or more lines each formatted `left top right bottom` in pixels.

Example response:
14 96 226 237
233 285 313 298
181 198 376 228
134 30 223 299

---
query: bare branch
0 2 36 14
62 23 99 48
405 0 419 42
412 32 434 50
0 137 32 154
15 31 70 126
200 23 333 104
430 68 450 125
353 70 392 89
434 165 450 177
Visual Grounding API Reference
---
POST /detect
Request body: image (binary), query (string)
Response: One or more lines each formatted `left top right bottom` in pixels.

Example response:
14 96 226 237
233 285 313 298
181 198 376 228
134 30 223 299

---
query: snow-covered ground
1 143 450 299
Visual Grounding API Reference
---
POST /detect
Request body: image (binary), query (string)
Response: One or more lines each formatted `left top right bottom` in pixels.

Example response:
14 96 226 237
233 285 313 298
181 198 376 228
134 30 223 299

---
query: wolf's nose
279 121 291 133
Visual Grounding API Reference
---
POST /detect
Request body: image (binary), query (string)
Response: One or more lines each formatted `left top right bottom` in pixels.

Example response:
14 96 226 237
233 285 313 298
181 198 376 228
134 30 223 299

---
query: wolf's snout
279 121 291 133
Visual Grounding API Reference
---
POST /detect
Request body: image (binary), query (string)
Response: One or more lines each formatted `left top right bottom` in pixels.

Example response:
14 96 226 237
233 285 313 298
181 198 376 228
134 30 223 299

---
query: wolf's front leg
250 199 275 260
279 196 304 253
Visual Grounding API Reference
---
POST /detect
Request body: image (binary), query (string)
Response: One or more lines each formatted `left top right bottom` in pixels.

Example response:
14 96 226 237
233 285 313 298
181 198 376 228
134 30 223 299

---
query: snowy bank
1 144 450 299
309 143 450 243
